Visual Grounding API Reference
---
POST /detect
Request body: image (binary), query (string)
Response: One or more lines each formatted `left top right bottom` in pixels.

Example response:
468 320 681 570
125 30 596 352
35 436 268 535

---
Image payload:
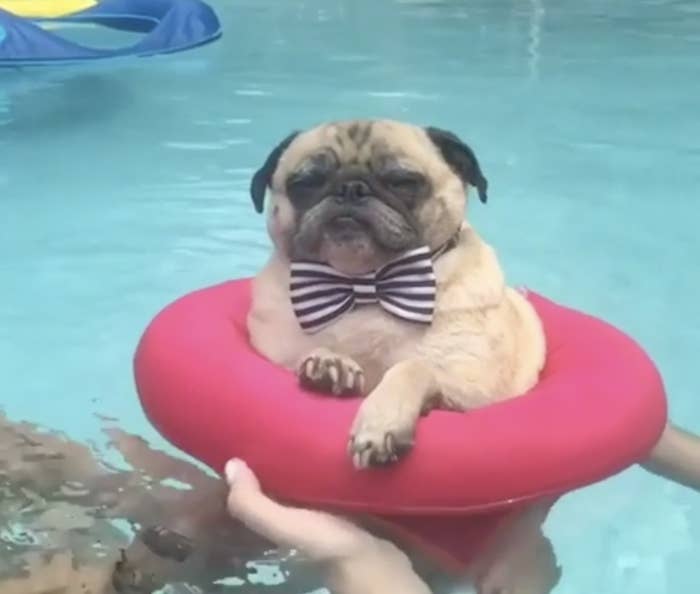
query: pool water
1 0 699 591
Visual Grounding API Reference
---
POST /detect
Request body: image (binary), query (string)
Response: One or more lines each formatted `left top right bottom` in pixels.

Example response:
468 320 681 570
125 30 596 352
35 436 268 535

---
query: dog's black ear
250 131 300 213
425 127 488 203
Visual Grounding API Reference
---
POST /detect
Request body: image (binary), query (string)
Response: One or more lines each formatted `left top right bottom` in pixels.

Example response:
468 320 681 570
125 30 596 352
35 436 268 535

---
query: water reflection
0 412 322 592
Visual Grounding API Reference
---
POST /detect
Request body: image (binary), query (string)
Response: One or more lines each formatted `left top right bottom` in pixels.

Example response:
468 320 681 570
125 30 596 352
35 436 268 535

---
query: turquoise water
1 0 699 591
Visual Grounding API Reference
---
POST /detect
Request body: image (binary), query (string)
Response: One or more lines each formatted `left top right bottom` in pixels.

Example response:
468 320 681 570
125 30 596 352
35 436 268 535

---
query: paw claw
303 357 316 379
348 425 415 469
297 349 364 397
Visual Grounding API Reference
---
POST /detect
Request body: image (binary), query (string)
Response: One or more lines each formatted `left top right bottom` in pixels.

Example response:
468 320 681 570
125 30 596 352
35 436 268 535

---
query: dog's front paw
297 348 365 396
348 400 416 469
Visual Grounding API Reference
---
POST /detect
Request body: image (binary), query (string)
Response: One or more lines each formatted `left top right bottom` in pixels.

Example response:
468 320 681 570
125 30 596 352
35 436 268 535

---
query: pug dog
232 119 700 594
246 119 546 468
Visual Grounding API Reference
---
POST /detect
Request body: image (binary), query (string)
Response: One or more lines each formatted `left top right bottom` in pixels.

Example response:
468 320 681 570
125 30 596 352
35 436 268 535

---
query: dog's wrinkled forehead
273 120 439 184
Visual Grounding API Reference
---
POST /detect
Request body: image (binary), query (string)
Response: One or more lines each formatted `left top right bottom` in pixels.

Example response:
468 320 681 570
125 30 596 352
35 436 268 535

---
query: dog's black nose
337 179 371 202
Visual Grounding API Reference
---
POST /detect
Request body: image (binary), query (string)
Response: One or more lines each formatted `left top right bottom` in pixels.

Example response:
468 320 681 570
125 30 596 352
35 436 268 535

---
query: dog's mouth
324 214 370 238
291 198 420 274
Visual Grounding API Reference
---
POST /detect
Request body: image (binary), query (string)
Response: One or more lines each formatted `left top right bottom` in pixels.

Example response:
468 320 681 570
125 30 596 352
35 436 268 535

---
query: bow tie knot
290 246 437 333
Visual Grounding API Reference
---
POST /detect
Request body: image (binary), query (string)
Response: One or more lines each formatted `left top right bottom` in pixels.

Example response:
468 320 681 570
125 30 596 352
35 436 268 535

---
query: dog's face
250 120 487 275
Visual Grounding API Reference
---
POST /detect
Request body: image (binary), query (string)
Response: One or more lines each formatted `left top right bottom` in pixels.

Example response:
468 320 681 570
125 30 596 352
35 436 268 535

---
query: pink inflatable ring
133 278 667 567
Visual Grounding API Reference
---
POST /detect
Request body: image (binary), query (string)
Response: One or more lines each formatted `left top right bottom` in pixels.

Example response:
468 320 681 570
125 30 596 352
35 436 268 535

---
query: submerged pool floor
1 0 699 591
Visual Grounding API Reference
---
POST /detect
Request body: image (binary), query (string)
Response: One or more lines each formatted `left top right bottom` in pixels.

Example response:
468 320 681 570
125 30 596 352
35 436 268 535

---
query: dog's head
250 119 487 275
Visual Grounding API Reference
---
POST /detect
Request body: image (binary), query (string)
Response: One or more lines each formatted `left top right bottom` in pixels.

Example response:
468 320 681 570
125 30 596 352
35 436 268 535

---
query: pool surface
1 0 699 591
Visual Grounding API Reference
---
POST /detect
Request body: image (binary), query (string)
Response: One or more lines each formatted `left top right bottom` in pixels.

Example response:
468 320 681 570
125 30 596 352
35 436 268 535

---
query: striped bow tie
290 246 437 333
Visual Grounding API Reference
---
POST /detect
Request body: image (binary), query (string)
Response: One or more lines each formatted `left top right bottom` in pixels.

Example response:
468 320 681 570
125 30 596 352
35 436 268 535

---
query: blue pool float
0 0 222 66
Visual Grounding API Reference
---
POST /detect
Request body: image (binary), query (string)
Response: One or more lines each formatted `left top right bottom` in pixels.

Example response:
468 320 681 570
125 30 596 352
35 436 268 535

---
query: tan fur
249 119 545 466
251 227 543 394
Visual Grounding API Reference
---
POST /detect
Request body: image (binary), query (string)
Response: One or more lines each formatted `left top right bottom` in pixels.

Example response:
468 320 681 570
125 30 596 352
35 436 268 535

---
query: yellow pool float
0 0 97 19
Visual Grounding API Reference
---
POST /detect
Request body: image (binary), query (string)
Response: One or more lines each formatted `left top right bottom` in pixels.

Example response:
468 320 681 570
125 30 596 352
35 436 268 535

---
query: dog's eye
287 170 327 191
381 171 425 192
